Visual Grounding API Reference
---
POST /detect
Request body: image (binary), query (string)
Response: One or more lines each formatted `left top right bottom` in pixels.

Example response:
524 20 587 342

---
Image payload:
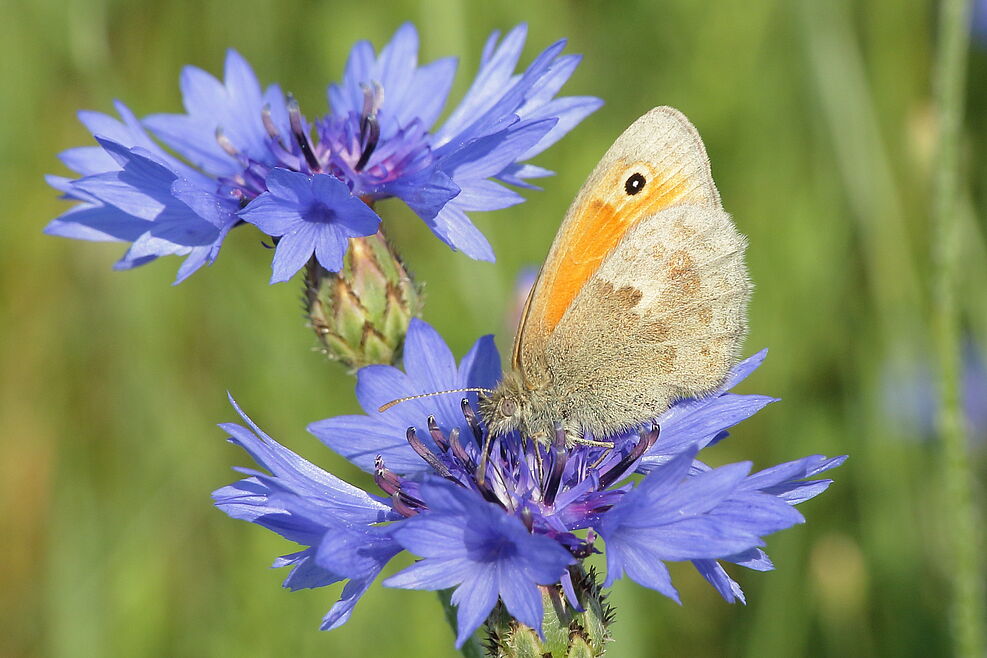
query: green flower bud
304 230 422 371
484 567 614 658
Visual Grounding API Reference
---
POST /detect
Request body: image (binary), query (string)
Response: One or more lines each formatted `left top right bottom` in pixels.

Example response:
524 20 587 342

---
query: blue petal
452 569 499 648
385 478 571 649
692 559 746 604
404 56 457 130
320 578 374 631
451 179 525 212
144 49 279 178
310 320 499 474
435 118 557 182
382 557 474 590
517 96 604 160
496 568 544 637
458 334 502 392
426 203 495 261
218 397 392 523
44 202 151 243
309 413 423 474
434 25 528 144
267 167 316 206
276 549 342 590
379 169 460 221
239 192 302 236
270 223 318 282
144 68 238 176
495 163 553 188
313 225 349 272
328 39 376 118
315 520 401 581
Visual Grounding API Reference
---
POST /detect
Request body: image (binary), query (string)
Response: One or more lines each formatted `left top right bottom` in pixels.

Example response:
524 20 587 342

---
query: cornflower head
46 23 602 284
214 319 846 652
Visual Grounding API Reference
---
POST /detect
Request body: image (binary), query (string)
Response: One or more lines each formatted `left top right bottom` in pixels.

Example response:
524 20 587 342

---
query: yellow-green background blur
3 1 986 656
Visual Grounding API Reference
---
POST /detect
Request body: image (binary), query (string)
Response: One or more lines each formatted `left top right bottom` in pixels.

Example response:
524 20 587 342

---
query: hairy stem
931 1 986 656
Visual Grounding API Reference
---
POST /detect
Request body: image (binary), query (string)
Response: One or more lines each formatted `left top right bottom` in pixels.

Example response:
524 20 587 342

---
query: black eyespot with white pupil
624 172 646 195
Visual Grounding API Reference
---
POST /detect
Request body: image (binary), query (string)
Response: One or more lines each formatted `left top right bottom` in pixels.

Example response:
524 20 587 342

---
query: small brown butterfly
478 107 751 445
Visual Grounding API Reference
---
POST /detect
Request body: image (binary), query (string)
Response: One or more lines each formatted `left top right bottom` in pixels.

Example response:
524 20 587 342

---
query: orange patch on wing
543 199 624 329
541 172 692 330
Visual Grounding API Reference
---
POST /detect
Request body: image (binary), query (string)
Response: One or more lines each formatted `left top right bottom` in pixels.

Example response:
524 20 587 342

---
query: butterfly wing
542 202 750 436
513 107 724 389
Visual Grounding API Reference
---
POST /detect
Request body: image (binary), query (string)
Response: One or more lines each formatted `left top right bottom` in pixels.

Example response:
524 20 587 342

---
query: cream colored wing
541 203 750 437
512 107 722 388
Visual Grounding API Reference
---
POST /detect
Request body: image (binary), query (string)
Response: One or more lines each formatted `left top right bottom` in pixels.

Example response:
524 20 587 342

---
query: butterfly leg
568 433 614 449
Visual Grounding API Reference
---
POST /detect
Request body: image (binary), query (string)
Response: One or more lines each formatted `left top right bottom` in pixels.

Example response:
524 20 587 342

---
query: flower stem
437 590 485 658
931 1 986 656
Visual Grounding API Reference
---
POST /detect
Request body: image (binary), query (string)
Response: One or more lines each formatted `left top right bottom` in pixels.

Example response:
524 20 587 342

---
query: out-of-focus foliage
2 0 985 656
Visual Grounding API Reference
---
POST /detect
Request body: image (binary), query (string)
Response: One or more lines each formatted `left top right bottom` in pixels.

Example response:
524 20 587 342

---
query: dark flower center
303 201 337 224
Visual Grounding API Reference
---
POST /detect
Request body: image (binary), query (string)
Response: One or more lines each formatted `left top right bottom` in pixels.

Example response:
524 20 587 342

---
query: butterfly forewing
512 107 724 388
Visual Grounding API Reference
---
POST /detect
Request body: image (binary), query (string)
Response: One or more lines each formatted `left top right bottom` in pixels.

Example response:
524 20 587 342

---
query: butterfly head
479 371 531 438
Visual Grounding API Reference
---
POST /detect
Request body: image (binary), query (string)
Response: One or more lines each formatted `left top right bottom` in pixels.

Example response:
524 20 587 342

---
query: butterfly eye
499 398 517 417
624 172 646 196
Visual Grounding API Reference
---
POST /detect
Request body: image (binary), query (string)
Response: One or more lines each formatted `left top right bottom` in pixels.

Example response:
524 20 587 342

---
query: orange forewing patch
542 199 624 329
541 169 695 330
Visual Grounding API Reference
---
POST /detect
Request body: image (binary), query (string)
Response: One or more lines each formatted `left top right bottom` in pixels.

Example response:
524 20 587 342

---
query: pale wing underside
541 204 750 437
513 107 723 385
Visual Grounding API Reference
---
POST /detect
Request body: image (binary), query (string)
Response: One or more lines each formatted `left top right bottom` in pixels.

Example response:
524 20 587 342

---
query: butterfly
478 107 751 446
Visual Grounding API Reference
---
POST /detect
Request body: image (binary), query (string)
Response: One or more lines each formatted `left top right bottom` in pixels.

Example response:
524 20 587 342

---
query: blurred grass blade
797 0 920 332
931 1 987 657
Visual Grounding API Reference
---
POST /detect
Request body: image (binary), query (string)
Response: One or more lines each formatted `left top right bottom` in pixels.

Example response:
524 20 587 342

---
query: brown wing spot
668 249 694 276
672 219 697 240
612 283 643 307
667 249 701 295
640 320 670 342
580 280 644 324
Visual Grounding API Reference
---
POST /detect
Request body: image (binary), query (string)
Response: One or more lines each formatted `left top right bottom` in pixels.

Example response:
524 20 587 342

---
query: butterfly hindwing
542 204 750 436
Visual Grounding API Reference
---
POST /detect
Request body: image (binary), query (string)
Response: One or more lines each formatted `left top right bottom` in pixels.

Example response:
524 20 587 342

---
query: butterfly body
479 107 750 445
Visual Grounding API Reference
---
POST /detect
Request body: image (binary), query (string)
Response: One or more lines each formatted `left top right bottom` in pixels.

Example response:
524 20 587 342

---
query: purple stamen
406 427 453 478
374 457 402 495
553 424 566 448
261 105 287 148
354 83 382 171
545 440 569 507
461 398 485 446
483 441 516 511
215 128 239 157
427 415 448 452
520 506 534 532
448 428 473 469
287 96 321 171
391 491 417 517
599 425 660 490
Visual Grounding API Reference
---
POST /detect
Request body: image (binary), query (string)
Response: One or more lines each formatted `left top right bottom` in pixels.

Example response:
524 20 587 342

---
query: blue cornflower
47 24 602 283
238 169 380 282
215 319 845 646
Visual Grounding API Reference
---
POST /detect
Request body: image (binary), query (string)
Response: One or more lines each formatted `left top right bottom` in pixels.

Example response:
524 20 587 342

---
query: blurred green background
3 0 986 656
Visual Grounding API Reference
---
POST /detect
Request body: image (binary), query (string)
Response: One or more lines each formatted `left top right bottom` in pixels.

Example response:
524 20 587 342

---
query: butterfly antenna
377 388 494 413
